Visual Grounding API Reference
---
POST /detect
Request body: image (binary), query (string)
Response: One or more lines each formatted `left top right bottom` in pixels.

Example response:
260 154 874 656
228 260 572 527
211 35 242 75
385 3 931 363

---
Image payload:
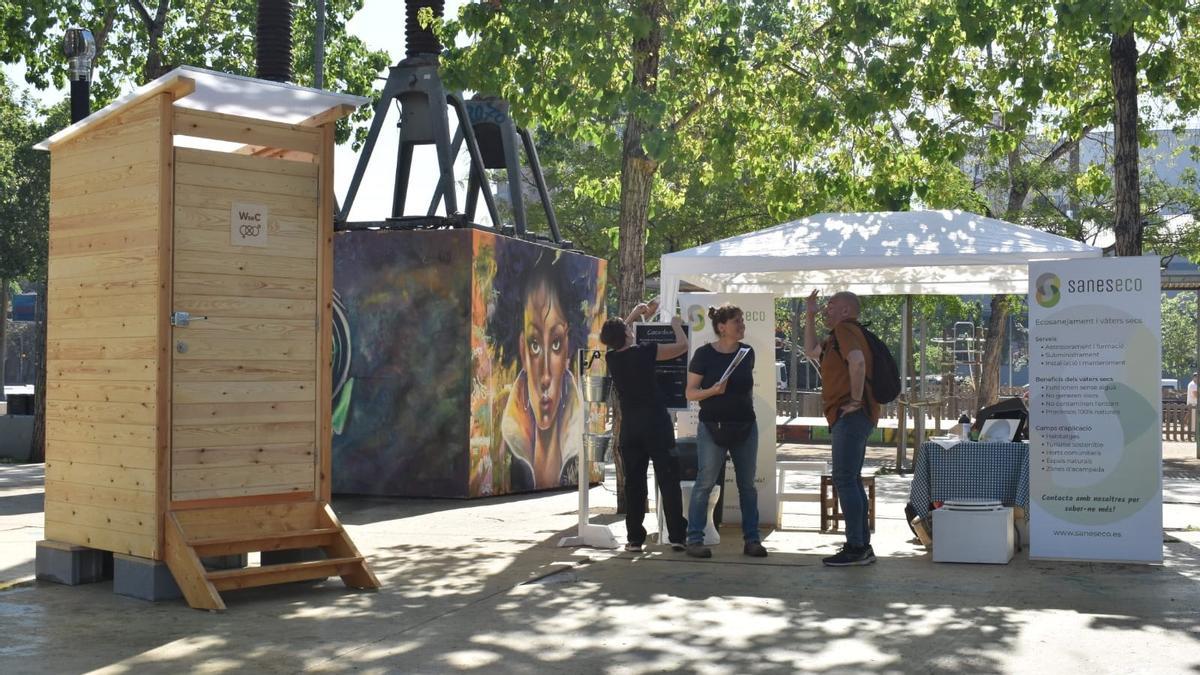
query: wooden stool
820 473 876 533
775 461 827 529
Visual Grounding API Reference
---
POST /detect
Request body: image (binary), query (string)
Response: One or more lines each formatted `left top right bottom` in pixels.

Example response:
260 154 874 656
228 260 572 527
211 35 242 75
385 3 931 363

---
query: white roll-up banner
1029 256 1162 563
678 292 778 527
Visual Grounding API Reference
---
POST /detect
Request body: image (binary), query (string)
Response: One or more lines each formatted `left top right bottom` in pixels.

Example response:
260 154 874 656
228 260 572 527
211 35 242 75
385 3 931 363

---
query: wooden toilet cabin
36 66 378 610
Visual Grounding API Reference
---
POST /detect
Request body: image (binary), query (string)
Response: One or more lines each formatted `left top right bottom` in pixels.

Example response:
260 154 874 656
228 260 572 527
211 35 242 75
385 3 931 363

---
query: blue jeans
831 409 874 548
688 422 760 545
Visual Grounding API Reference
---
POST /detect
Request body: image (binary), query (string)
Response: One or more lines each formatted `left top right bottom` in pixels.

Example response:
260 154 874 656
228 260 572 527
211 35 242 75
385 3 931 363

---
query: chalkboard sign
635 322 690 410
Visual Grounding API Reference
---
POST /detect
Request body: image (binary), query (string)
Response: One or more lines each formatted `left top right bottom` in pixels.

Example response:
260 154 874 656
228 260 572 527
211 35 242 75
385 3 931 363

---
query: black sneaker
624 543 643 552
743 541 768 557
822 544 876 567
669 541 686 552
685 544 712 558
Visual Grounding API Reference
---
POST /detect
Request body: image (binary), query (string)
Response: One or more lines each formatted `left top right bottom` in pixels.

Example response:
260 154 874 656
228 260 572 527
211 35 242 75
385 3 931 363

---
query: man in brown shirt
805 290 879 566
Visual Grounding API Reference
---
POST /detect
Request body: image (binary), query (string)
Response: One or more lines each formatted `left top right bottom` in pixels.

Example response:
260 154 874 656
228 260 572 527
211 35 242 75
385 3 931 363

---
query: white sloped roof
37 66 369 150
660 210 1102 303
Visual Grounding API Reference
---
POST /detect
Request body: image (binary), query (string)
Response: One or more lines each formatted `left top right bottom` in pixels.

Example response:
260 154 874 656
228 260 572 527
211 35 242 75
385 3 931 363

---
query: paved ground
0 443 1198 674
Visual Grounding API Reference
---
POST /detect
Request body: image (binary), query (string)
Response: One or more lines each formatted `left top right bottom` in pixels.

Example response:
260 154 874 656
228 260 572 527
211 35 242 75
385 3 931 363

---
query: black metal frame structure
336 2 564 246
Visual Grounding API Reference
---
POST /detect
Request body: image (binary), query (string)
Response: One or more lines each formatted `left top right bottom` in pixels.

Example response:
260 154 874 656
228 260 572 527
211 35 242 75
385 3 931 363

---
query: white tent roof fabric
660 209 1102 312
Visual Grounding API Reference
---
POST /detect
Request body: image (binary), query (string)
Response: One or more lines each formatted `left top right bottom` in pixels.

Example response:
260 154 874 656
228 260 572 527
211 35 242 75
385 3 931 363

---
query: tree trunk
976 295 1008 412
1068 141 1081 219
1005 144 1027 216
975 150 1027 413
30 281 46 463
0 280 8 390
612 0 663 514
143 1 172 82
1110 29 1142 257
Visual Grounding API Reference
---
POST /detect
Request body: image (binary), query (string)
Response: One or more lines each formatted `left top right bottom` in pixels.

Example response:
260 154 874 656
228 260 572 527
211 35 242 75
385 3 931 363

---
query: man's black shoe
685 544 712 558
743 541 768 557
822 544 876 567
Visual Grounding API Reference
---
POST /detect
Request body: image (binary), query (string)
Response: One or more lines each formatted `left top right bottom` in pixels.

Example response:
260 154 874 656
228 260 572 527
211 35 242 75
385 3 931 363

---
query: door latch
171 311 207 327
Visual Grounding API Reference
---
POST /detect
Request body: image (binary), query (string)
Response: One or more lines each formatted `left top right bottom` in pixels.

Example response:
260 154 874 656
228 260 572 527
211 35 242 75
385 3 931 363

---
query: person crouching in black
601 300 689 552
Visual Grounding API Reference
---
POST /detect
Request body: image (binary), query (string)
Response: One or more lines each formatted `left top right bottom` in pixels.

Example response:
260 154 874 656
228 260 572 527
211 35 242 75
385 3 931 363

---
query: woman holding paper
601 299 690 552
683 304 767 558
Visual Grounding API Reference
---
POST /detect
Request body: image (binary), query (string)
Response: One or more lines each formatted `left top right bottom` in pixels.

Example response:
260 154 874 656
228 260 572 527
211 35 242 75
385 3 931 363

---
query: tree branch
782 61 808 78
1032 186 1075 223
93 5 120 63
668 89 715 134
198 1 216 32
128 0 154 30
1039 126 1093 168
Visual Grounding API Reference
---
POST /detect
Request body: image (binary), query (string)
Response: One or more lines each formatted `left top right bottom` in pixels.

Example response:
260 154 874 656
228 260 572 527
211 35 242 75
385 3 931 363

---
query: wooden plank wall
44 95 166 558
170 147 320 502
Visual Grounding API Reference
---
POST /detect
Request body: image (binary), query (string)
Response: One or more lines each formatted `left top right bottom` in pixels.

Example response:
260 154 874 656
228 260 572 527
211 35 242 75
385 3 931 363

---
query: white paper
718 347 751 385
979 418 1019 443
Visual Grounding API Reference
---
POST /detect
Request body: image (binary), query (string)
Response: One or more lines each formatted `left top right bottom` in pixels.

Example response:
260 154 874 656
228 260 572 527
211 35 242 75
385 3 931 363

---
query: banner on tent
678 292 777 527
1028 256 1162 563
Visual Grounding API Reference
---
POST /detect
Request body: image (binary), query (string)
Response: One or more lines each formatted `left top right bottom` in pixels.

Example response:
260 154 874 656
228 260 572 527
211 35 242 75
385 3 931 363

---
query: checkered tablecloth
908 441 1030 521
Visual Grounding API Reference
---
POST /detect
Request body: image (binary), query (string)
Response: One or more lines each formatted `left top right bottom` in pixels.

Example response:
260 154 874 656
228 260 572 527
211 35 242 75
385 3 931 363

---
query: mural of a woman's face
520 280 570 431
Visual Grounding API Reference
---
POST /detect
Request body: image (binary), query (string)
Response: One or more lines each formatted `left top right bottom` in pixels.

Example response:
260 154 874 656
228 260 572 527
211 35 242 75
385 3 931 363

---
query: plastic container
932 501 1014 564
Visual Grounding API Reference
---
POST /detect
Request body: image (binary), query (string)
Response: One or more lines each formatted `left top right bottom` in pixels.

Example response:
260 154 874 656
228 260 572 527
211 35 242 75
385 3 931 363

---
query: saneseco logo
1035 272 1060 308
1065 277 1143 293
686 304 706 331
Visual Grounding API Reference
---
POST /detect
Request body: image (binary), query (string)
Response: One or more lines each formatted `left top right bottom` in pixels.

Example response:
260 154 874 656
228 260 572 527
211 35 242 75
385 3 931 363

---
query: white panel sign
678 292 778 526
231 202 269 247
1029 256 1162 562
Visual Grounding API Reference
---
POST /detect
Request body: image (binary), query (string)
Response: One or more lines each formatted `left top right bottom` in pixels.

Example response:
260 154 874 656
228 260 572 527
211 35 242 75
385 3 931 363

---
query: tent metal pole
789 297 801 416
896 295 911 471
918 314 927 447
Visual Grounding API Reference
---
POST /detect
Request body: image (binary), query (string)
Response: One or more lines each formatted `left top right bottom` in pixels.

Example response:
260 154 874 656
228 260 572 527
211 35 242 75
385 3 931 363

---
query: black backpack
832 321 901 404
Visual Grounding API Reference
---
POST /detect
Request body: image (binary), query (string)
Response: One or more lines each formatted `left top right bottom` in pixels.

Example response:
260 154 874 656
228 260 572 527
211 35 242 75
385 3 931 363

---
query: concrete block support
35 540 110 585
113 554 182 602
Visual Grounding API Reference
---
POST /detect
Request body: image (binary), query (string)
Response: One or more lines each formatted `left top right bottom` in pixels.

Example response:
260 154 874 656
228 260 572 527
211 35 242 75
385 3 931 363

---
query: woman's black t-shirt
606 343 674 450
688 343 755 423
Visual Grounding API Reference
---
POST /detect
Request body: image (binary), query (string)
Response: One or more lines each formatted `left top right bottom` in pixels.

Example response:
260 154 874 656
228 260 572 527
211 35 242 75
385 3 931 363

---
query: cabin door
170 148 320 503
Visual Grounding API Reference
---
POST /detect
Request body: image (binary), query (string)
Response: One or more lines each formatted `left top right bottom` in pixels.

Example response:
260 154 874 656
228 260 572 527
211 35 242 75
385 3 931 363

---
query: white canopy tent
659 209 1103 470
659 210 1102 315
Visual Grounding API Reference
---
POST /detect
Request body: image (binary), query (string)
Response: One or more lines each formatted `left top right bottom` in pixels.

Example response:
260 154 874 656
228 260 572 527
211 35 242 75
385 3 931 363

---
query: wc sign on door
231 202 269 247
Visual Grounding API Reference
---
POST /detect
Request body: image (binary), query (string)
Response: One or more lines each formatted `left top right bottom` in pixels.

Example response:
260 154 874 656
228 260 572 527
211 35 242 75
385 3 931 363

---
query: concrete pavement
1 444 1198 674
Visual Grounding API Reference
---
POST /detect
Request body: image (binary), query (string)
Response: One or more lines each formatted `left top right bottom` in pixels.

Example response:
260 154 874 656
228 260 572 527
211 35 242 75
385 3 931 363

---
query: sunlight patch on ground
90 636 230 674
440 648 503 669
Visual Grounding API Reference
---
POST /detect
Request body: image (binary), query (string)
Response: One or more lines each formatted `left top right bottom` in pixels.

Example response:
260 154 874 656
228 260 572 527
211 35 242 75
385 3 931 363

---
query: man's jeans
831 409 874 548
688 423 760 545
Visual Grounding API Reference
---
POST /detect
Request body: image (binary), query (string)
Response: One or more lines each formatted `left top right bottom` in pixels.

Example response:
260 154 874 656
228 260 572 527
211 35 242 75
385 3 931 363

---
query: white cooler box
932 501 1014 564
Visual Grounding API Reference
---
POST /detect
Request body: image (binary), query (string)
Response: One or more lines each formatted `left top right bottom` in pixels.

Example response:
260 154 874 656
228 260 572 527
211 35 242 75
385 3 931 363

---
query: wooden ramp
164 502 379 611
